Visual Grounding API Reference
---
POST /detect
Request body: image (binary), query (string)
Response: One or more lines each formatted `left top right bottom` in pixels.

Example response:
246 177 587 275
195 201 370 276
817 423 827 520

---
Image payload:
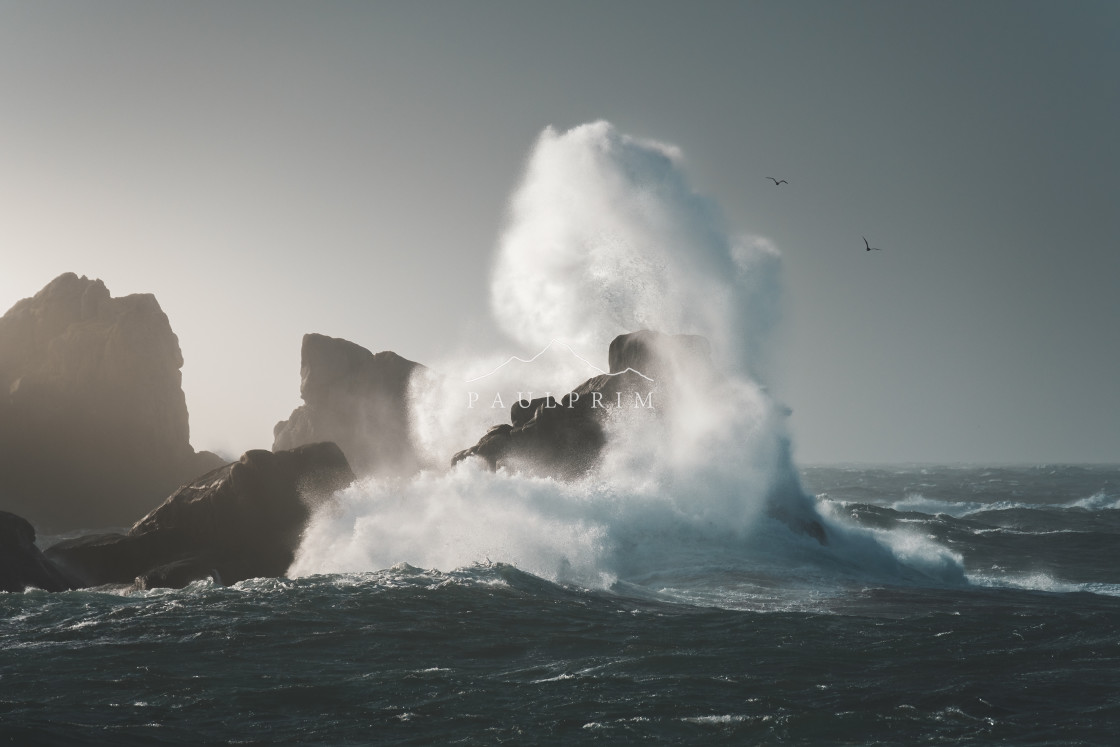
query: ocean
3 464 1118 745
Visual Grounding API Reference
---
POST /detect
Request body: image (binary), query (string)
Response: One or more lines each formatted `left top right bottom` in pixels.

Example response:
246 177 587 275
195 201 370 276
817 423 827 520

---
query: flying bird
863 236 881 251
766 177 788 186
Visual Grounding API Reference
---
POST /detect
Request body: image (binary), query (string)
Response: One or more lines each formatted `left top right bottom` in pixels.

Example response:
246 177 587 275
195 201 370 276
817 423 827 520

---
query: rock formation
453 329 827 543
274 333 425 477
0 510 74 593
452 330 712 477
606 328 712 382
0 273 224 531
45 442 356 589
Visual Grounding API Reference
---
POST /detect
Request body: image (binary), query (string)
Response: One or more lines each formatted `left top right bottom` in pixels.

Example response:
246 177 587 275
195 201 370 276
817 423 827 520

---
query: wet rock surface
45 443 356 589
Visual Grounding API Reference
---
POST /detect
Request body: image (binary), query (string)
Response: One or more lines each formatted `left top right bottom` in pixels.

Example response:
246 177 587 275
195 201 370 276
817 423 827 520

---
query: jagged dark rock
453 392 609 477
0 511 75 592
274 333 425 477
452 330 707 477
45 442 356 589
608 329 712 381
452 330 827 544
0 273 224 531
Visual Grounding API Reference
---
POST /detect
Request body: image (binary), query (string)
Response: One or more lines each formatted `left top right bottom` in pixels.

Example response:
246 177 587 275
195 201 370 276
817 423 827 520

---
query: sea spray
290 121 967 590
288 463 613 588
490 121 780 380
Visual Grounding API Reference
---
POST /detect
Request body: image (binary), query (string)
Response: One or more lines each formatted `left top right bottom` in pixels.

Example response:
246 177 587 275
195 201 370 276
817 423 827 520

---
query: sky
1 0 1116 464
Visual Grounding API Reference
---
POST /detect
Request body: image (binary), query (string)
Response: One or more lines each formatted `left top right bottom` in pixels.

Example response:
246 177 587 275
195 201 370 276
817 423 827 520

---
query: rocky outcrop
44 442 355 589
0 273 224 531
452 330 709 477
607 329 712 382
451 393 609 477
0 511 75 593
274 333 425 477
452 330 827 544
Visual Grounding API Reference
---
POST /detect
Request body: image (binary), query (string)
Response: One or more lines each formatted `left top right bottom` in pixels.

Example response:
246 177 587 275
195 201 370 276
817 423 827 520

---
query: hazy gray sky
1 1 1116 463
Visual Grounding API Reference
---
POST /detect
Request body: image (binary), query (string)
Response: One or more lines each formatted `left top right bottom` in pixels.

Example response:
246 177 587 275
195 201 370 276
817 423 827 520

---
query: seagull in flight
766 176 789 186
863 236 881 251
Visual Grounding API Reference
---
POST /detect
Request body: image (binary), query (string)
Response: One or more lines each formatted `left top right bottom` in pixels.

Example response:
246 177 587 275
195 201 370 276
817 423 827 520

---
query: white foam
290 121 965 594
1070 491 1120 511
290 463 614 587
490 120 780 380
890 494 987 517
889 490 1120 518
967 571 1120 597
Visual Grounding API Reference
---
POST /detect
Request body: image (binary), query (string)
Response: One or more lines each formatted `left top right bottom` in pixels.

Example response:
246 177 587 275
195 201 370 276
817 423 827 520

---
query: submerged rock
274 333 425 477
45 442 356 589
0 511 75 593
134 558 223 591
0 273 224 531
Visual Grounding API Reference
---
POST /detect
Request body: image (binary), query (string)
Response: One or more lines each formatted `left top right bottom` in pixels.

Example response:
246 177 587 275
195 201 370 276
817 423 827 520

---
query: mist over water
291 122 966 596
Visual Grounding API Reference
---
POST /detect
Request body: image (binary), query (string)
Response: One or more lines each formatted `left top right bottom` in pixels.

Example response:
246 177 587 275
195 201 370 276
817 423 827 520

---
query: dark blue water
3 465 1119 745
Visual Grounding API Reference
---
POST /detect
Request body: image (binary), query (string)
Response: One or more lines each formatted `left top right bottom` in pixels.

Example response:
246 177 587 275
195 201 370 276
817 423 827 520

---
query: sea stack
273 333 425 477
0 273 224 531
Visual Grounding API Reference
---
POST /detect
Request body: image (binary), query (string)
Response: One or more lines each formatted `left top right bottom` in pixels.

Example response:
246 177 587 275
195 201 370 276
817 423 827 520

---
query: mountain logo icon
464 339 654 384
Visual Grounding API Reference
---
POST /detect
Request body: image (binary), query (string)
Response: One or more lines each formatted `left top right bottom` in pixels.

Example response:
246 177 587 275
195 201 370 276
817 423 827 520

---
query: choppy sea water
3 465 1119 745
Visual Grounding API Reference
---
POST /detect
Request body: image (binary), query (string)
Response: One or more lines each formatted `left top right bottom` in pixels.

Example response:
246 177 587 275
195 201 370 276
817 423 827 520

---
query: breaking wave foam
291 121 966 596
889 491 1120 517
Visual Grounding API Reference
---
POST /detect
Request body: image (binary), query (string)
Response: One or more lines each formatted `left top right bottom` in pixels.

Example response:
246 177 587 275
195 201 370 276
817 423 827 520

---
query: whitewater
5 465 1118 744
3 123 1118 744
285 121 964 596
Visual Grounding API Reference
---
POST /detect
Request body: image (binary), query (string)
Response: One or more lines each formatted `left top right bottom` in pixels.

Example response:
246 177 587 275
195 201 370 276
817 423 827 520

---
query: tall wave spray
291 122 965 598
492 121 778 380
